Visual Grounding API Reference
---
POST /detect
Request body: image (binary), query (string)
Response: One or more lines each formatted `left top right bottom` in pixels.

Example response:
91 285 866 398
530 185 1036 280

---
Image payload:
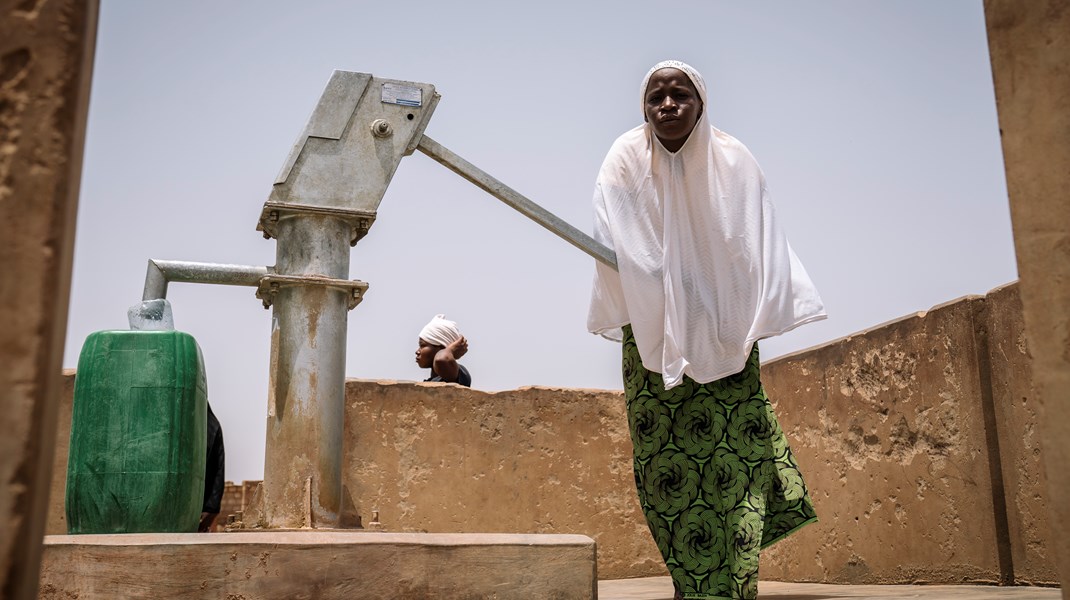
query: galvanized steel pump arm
413 135 617 269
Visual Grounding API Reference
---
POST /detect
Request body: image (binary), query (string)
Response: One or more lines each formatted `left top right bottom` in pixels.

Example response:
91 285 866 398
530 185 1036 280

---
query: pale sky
66 1 1017 482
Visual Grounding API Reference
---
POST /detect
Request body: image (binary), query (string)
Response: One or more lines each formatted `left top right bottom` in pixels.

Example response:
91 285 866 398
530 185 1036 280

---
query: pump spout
142 259 273 301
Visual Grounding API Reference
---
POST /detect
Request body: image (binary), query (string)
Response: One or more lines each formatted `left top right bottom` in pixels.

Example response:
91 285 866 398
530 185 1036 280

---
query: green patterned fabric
622 326 817 600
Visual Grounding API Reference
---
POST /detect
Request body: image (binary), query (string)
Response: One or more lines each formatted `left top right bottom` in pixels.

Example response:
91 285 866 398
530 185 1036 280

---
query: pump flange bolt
371 119 393 138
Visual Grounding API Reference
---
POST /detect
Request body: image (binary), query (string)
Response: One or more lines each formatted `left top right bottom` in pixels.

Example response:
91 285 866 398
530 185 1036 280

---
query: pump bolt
371 119 392 138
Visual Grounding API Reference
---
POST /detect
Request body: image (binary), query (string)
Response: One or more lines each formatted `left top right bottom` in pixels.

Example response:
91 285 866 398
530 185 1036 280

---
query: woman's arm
433 336 468 382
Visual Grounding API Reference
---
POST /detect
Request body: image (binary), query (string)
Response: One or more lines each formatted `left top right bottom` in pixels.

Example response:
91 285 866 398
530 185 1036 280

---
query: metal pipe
260 214 351 528
142 259 273 301
416 135 618 271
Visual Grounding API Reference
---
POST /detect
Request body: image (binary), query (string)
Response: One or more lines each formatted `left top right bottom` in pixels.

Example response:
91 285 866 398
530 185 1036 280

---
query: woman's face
644 68 703 152
416 338 439 368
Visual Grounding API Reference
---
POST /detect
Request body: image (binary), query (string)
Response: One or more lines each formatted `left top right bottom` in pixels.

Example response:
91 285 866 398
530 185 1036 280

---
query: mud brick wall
341 282 1053 584
1 1 97 596
214 480 261 531
50 282 1053 584
759 282 1054 585
982 284 1053 586
212 482 243 532
45 372 76 536
985 0 1070 590
342 383 656 580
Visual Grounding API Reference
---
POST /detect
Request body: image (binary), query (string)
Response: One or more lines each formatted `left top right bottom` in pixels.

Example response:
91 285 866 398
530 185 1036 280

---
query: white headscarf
419 314 462 348
588 60 826 389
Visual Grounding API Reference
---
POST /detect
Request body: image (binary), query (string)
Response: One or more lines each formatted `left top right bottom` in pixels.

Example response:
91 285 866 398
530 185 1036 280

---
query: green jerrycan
66 330 207 533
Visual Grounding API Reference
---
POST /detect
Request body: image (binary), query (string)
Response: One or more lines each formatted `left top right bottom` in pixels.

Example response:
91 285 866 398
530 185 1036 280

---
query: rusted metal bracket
255 275 369 311
257 202 377 247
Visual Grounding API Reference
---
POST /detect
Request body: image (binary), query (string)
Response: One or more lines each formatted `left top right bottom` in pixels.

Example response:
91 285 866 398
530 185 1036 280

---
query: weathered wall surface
343 383 661 580
983 284 1055 585
338 283 1053 584
759 283 1054 585
214 479 259 532
0 2 97 598
44 370 75 536
50 283 1053 584
759 300 1002 583
985 1 1070 595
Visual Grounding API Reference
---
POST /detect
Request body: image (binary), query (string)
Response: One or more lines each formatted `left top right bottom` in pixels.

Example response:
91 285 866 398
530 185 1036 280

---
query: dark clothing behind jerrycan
198 402 226 532
66 329 207 534
203 404 225 514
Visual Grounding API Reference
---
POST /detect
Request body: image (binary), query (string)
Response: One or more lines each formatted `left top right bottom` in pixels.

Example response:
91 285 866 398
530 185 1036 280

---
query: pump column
260 212 347 527
247 71 439 529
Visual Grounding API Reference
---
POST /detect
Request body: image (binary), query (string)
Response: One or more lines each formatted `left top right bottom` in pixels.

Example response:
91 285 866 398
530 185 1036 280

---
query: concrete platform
38 533 1062 599
599 576 1062 600
39 531 596 599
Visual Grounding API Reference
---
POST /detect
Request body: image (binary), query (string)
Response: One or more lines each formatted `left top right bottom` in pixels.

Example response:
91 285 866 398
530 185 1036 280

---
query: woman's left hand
447 336 468 359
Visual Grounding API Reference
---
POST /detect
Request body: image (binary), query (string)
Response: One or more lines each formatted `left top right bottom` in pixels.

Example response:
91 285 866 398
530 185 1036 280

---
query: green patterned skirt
622 325 817 600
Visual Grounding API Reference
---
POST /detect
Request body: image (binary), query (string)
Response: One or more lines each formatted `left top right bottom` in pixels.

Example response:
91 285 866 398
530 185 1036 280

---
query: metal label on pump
381 83 422 107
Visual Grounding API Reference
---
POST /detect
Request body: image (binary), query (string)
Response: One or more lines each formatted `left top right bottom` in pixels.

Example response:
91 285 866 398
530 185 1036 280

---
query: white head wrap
588 60 826 388
419 314 462 348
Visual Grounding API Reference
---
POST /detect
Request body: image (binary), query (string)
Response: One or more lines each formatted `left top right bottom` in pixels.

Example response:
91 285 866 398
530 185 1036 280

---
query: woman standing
588 60 826 600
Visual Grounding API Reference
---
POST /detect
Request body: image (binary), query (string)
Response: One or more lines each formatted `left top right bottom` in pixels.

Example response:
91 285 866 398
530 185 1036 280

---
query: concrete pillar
984 1 1070 595
0 0 98 598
